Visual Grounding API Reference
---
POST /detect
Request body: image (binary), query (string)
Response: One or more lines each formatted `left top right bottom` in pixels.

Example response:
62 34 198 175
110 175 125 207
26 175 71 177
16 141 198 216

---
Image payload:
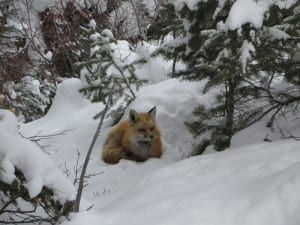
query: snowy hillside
12 77 300 225
19 75 208 207
1 0 299 224
16 74 300 225
62 140 300 225
3 40 300 225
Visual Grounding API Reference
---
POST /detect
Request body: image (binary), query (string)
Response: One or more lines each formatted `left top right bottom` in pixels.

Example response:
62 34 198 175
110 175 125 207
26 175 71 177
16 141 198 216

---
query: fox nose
149 135 154 139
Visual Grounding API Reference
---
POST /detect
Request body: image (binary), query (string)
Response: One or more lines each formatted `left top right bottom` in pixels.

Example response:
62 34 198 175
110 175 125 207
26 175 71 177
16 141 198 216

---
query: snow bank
0 110 75 201
22 78 101 135
18 58 300 225
131 78 215 159
21 77 209 161
20 78 103 166
20 77 210 210
62 140 300 225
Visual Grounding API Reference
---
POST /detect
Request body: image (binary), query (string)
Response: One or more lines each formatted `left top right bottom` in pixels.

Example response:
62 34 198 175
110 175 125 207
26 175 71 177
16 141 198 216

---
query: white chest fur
129 139 152 161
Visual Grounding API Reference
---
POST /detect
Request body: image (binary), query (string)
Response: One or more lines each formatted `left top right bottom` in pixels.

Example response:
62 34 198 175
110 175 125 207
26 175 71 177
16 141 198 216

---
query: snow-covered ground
1 46 299 223
2 38 300 225
62 140 300 225
1 0 300 224
19 75 209 209
12 72 300 225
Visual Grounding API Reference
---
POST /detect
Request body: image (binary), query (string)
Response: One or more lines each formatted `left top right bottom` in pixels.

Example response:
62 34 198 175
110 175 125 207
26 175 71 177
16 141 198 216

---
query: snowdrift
63 140 300 225
19 77 207 208
0 109 75 201
19 77 300 225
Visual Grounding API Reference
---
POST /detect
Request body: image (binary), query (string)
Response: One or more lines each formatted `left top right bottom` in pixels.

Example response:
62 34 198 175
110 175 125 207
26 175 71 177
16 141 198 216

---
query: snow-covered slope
20 76 207 209
63 140 300 225
2 0 298 224
18 76 300 225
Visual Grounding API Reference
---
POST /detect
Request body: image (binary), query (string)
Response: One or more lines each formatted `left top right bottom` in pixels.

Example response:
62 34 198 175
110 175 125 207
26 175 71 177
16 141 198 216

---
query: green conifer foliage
0 0 56 122
147 3 183 42
155 0 300 154
77 21 146 123
0 169 63 224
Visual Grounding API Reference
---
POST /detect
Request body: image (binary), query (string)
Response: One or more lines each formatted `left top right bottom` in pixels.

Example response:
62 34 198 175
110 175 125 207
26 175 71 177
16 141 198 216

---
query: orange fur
102 107 162 164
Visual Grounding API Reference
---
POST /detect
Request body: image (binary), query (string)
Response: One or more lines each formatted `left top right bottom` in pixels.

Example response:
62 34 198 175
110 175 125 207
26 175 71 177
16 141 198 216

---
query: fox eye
138 128 146 133
150 127 154 131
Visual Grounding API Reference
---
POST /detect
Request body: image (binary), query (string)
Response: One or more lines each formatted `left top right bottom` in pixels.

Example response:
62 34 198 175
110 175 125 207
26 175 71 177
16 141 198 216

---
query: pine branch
108 54 136 99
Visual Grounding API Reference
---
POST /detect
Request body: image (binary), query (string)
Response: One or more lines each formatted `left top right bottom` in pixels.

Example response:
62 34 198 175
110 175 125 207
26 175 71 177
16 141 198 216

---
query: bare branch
70 81 117 213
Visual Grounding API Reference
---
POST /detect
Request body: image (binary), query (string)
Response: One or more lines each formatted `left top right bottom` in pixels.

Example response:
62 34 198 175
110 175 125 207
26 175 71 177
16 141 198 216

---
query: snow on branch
0 109 76 201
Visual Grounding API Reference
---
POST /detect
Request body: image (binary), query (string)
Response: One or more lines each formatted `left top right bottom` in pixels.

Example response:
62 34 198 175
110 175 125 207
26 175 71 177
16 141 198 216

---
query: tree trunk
215 78 236 151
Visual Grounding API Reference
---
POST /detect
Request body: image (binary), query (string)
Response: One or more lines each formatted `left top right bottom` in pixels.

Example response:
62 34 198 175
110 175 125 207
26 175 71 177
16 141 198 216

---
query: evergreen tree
147 3 183 42
0 0 56 122
0 2 67 223
0 169 63 224
149 3 185 73
242 3 300 129
77 20 146 124
155 0 300 154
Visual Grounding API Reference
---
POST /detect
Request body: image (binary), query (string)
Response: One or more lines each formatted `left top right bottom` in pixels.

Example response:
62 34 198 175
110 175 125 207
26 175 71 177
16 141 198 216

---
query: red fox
102 107 162 164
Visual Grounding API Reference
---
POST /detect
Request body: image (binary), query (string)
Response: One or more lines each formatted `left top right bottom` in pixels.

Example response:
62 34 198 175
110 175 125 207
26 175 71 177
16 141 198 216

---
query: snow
108 41 171 83
61 140 300 225
225 0 270 30
21 76 41 96
136 43 182 83
0 109 75 201
2 0 300 224
19 76 206 169
30 0 58 12
170 0 296 31
43 50 53 61
15 70 300 225
213 0 227 19
20 78 102 156
102 29 115 40
239 40 255 73
225 0 296 30
275 0 297 9
169 0 199 11
89 19 97 30
268 26 291 40
3 82 17 99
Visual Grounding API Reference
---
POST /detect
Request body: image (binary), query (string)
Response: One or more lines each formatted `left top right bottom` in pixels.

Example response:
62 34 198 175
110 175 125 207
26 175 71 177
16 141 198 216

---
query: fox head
128 106 158 144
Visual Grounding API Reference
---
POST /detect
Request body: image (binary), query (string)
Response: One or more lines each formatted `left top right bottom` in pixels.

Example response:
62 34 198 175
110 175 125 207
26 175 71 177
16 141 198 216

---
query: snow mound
0 109 75 201
21 78 101 136
20 78 103 165
20 77 210 210
131 78 215 159
63 140 300 225
21 77 209 163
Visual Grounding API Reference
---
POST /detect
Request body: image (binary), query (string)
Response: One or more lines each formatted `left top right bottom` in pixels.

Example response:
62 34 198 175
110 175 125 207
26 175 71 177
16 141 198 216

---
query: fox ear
148 106 156 121
129 109 138 123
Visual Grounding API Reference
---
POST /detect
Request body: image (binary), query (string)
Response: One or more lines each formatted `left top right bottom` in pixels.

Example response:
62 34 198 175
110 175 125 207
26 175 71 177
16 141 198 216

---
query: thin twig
72 81 116 212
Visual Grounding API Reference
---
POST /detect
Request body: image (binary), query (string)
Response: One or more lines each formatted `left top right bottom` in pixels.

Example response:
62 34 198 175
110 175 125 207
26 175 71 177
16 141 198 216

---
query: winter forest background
0 0 300 224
